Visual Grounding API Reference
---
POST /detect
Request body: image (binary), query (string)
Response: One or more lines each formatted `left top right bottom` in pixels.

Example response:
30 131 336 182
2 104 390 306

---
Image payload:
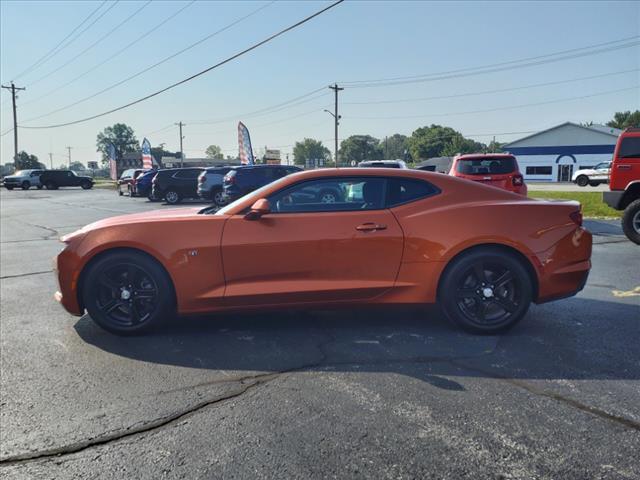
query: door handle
356 222 387 232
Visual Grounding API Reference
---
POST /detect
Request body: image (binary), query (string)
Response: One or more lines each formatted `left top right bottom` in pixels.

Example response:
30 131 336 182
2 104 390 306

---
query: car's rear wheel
21 181 30 190
45 181 57 190
82 251 175 335
576 175 589 187
439 248 533 334
212 189 227 207
164 190 181 204
621 199 640 245
589 182 600 187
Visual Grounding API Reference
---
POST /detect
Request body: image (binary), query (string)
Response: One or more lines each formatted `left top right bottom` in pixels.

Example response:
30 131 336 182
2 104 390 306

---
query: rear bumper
603 191 624 210
534 227 593 304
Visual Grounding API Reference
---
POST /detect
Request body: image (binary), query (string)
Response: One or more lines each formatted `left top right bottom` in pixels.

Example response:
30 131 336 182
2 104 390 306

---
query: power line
5 1 108 82
347 85 639 120
20 1 278 125
26 1 153 89
342 37 640 88
19 1 197 109
19 0 345 130
342 69 640 105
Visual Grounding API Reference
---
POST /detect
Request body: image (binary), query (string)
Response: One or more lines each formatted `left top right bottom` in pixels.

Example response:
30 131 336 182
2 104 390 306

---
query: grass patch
93 179 116 190
528 191 621 218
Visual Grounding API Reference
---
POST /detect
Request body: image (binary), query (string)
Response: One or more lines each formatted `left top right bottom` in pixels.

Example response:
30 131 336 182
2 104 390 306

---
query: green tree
69 161 85 171
96 123 138 164
606 110 640 129
382 134 410 160
15 151 43 170
293 138 331 166
205 144 224 160
407 125 485 160
339 135 383 165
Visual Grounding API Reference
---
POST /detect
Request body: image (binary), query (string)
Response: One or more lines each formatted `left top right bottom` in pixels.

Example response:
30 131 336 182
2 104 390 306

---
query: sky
1 0 639 167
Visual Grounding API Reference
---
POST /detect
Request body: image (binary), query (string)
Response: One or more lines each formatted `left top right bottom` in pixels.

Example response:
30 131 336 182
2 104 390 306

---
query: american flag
107 144 117 180
141 138 153 169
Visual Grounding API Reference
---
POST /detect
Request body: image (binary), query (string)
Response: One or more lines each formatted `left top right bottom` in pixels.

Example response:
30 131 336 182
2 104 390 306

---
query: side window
618 137 640 159
174 169 201 179
268 177 386 213
386 178 439 207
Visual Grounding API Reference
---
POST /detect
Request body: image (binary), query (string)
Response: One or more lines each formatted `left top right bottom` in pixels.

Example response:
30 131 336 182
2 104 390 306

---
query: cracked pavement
1 188 639 479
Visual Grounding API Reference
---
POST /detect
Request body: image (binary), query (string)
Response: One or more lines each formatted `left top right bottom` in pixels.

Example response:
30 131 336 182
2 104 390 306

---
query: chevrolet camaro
55 168 592 335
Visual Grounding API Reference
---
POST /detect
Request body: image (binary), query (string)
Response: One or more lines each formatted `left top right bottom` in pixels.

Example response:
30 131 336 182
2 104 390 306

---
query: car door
221 176 404 307
593 162 610 181
614 136 640 187
174 169 201 197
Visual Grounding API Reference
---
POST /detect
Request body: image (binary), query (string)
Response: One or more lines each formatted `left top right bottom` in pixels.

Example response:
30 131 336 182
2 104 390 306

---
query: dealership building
503 122 621 182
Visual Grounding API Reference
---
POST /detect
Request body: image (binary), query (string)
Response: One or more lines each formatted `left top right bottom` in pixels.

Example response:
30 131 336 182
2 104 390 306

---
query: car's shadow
74 297 640 389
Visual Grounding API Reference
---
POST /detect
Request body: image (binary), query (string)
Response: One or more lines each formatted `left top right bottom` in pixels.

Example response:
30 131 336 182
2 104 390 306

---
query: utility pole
66 146 72 168
175 122 185 167
48 152 53 169
1 82 26 167
328 83 343 167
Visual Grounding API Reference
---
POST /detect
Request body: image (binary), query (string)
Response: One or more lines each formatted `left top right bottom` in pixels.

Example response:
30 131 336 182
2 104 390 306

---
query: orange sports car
55 168 592 335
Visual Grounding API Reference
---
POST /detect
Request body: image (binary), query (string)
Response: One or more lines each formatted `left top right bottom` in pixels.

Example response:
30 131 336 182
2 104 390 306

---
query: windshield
456 157 515 175
213 175 293 215
12 170 27 176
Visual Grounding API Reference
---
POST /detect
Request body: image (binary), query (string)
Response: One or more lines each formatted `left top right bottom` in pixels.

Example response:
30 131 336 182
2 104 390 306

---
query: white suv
358 160 408 169
572 161 611 187
2 169 44 190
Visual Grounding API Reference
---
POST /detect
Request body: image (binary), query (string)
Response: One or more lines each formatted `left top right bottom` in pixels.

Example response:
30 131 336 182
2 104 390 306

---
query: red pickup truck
603 127 640 244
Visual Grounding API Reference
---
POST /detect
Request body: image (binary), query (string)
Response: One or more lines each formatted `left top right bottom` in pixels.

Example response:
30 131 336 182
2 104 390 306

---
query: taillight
512 174 524 186
225 174 235 184
198 174 205 184
570 210 583 227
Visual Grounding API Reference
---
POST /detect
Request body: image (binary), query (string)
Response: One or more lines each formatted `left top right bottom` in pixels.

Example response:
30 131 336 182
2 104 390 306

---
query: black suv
223 165 302 202
151 167 204 204
39 170 93 190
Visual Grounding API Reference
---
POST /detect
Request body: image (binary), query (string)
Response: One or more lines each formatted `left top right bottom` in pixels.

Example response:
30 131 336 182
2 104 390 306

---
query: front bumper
603 191 624 210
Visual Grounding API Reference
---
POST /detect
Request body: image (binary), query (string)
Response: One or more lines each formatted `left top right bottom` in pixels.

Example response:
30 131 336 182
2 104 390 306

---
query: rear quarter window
618 137 640 159
386 178 440 207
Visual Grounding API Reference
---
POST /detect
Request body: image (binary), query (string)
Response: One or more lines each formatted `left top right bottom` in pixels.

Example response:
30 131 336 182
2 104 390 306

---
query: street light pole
328 83 343 167
1 82 26 167
175 122 185 167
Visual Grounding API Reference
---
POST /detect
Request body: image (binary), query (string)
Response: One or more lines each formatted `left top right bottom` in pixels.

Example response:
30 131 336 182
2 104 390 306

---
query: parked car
572 162 611 187
132 169 157 199
359 160 408 169
39 170 93 190
55 168 592 336
117 169 148 196
448 153 527 196
222 165 302 203
603 127 640 244
2 169 44 190
151 167 204 204
197 166 233 206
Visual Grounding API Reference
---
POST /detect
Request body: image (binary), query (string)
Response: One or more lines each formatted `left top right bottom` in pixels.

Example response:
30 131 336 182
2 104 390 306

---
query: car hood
81 207 203 231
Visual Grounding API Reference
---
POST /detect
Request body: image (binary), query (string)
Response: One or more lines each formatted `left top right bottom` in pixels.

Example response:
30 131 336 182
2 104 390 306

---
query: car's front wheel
21 181 30 190
576 175 589 187
164 190 181 204
5 185 14 190
81 181 93 190
621 199 640 245
212 189 227 207
439 248 533 334
82 251 175 335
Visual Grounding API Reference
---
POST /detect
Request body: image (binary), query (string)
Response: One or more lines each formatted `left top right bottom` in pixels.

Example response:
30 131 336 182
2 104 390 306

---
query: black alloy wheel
439 249 532 334
83 252 175 335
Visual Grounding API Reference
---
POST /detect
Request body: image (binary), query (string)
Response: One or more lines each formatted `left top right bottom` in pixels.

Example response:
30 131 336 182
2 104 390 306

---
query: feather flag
141 138 153 169
108 143 117 180
238 122 254 165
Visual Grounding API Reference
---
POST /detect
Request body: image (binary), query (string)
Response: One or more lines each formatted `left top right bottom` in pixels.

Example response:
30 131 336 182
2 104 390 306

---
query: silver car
2 169 44 190
197 166 233 206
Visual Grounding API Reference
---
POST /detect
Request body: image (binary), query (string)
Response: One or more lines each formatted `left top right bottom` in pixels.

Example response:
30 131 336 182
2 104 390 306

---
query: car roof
455 153 515 160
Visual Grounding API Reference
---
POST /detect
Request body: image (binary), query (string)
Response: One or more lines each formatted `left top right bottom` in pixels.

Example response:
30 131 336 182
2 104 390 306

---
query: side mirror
245 198 271 220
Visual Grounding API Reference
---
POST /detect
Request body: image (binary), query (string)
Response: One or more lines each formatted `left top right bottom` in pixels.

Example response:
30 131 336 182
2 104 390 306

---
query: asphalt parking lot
1 187 639 479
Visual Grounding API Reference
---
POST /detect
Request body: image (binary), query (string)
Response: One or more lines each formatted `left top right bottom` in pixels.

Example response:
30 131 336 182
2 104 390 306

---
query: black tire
45 181 57 190
118 188 124 196
212 188 227 207
37 185 43 190
621 199 640 245
21 181 30 190
589 182 600 187
148 192 159 202
439 248 533 334
81 181 93 190
576 175 589 187
317 189 340 204
5 185 14 190
82 251 175 335
164 189 181 205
